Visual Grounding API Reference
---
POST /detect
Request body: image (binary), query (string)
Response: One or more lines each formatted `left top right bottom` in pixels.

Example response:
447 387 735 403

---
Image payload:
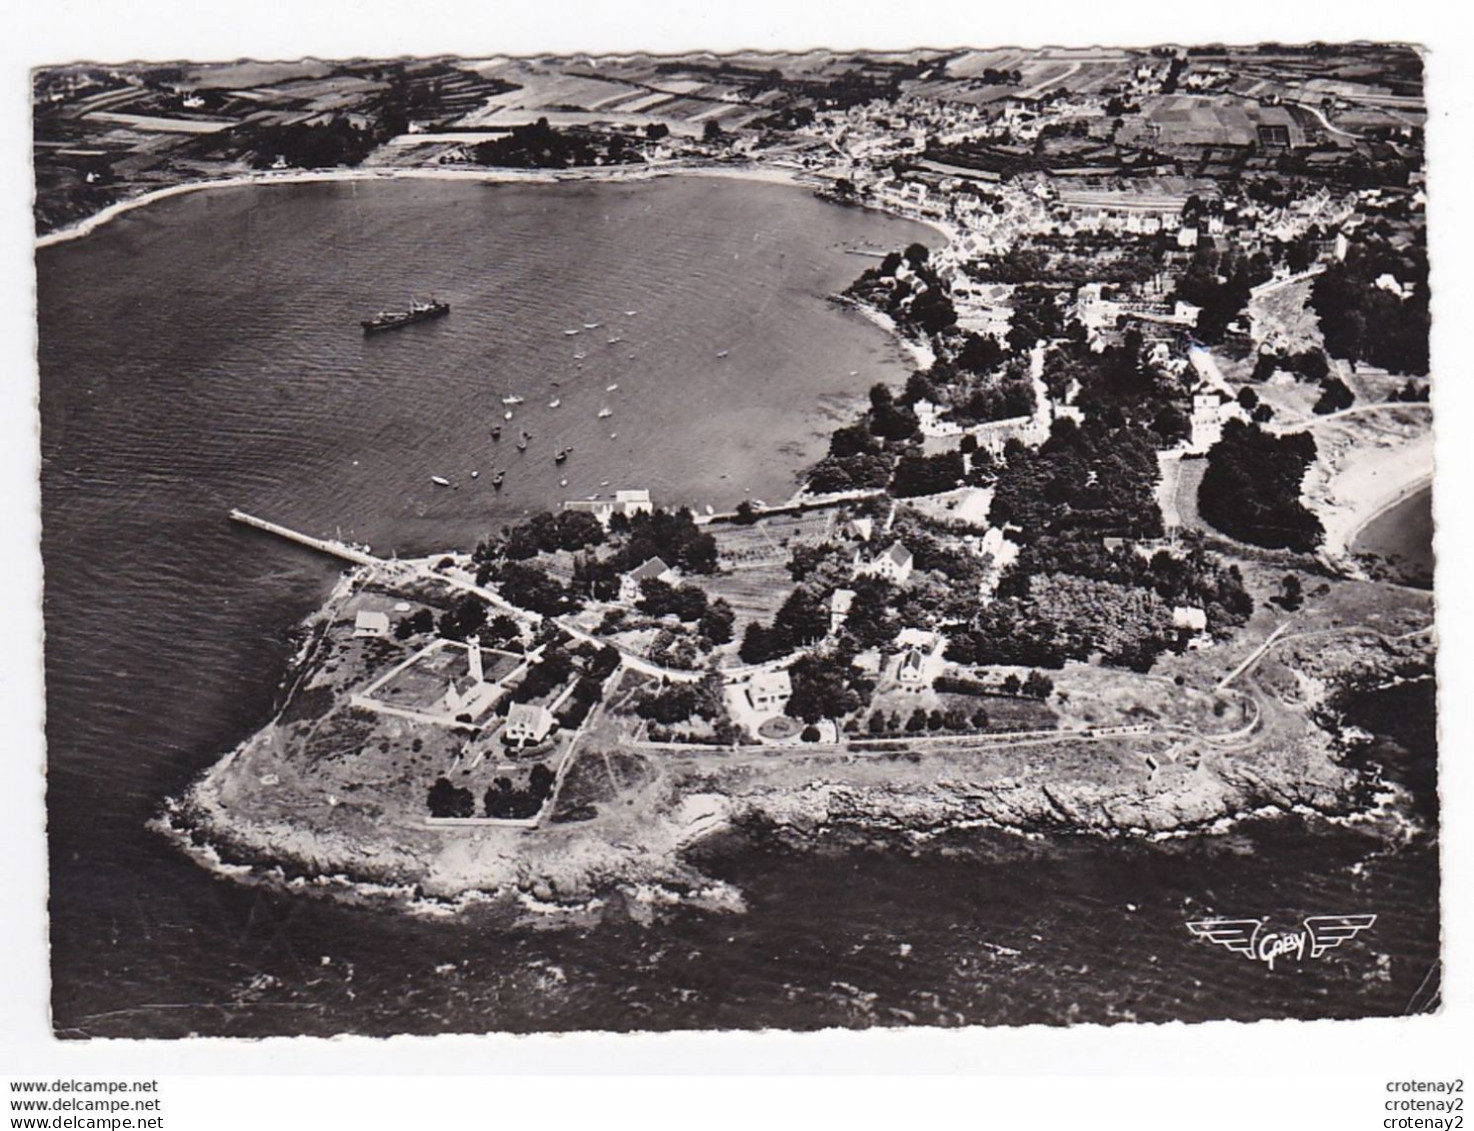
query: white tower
467 635 484 684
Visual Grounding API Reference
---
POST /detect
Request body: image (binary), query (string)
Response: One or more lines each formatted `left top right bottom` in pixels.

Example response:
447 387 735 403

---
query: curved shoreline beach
34 161 823 250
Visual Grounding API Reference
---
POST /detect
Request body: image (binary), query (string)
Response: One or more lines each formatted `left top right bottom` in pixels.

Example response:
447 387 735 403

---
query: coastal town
34 46 1435 907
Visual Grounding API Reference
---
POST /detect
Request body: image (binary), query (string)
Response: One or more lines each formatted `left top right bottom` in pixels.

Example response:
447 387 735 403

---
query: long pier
229 509 382 567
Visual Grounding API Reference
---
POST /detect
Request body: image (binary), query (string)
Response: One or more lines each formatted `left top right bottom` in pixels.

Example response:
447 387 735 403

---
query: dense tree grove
784 653 870 724
471 117 641 169
990 417 1163 542
483 763 557 820
1311 240 1430 376
1198 420 1323 551
249 114 380 169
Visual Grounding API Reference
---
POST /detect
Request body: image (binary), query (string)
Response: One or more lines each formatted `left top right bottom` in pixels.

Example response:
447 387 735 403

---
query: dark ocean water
36 177 1439 1038
1353 485 1435 587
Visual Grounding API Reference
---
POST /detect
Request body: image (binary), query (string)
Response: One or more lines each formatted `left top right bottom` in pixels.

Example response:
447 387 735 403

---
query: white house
898 647 927 684
856 540 914 585
1172 606 1208 633
505 703 555 745
746 669 792 713
829 588 856 635
354 610 390 638
619 556 677 605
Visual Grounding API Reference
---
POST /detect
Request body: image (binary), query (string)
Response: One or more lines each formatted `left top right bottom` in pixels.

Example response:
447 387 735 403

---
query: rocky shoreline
157 631 1423 917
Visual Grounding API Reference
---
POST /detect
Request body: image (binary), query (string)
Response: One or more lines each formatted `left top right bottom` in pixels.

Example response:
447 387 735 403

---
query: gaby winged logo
1186 915 1377 970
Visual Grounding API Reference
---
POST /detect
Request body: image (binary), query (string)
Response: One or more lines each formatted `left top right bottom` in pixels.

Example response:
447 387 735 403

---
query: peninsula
40 46 1429 912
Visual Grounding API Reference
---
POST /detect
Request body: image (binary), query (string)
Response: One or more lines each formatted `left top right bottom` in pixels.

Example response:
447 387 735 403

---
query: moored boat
361 297 449 333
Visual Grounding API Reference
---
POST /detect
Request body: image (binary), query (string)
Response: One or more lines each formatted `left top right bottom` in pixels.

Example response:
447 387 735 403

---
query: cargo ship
361 297 450 333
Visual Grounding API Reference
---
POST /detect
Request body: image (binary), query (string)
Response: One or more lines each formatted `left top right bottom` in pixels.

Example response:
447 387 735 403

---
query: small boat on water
502 395 524 405
554 448 570 464
584 321 602 329
549 398 561 408
716 349 729 358
574 350 587 360
560 477 569 487
431 475 451 487
471 470 479 479
598 406 613 418
606 383 619 391
490 425 502 440
607 336 623 344
625 310 639 317
362 297 450 334
492 470 505 487
600 479 610 487
517 437 528 451
564 328 581 336
504 410 514 420
705 504 715 515
609 432 617 439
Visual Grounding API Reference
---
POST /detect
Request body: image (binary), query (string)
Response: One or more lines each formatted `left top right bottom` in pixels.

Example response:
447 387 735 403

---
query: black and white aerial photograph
30 37 1438 1041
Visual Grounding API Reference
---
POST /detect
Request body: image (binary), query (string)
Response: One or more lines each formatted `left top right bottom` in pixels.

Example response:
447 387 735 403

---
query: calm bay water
37 177 1438 1037
1353 485 1434 587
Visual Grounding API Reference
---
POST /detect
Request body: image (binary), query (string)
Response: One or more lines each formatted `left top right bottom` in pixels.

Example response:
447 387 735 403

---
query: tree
428 777 475 818
1001 673 1023 696
699 598 736 645
1023 670 1055 700
1278 574 1303 611
867 710 888 735
970 707 990 730
395 607 435 640
800 725 822 743
1198 421 1323 552
785 654 862 723
437 594 487 641
703 119 725 143
774 588 830 647
1237 386 1259 411
906 708 927 733
1313 377 1355 415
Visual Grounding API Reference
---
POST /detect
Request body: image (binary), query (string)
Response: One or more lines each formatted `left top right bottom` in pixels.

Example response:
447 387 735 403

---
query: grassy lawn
701 562 795 637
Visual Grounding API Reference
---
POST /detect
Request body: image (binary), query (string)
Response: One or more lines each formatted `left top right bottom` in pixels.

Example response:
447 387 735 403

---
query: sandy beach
1305 418 1434 563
